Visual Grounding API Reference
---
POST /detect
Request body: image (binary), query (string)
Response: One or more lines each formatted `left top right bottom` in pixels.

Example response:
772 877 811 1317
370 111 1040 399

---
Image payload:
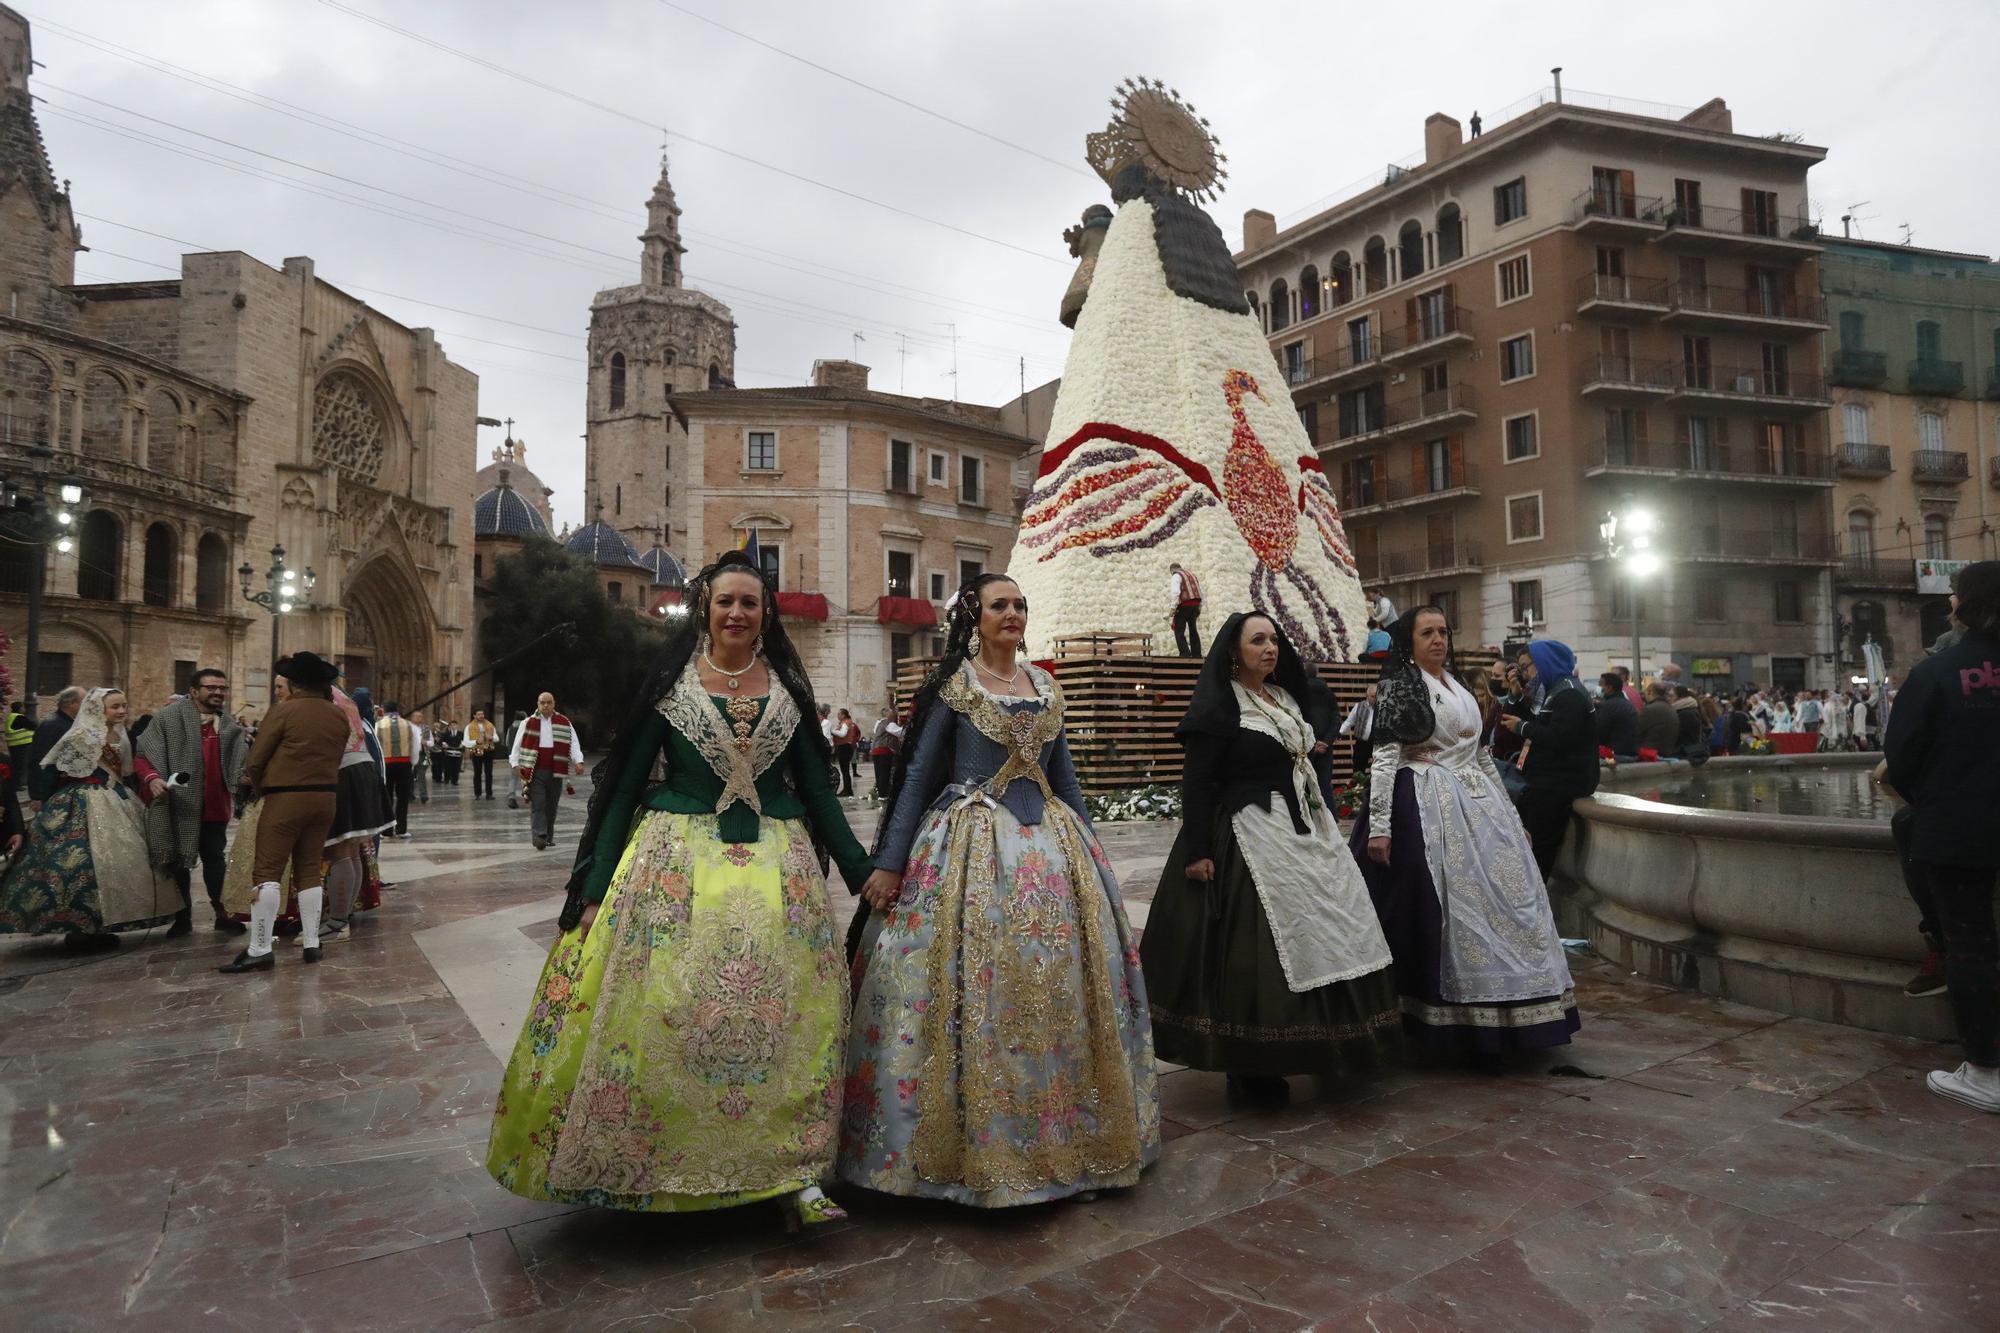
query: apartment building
1822 237 2000 671
1237 97 1837 690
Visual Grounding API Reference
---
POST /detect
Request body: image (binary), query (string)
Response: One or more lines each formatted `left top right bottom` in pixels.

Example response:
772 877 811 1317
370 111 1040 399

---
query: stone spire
640 143 686 290
0 6 81 304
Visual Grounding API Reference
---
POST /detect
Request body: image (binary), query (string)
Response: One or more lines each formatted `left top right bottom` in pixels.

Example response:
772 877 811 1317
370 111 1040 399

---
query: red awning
876 595 938 627
776 591 829 622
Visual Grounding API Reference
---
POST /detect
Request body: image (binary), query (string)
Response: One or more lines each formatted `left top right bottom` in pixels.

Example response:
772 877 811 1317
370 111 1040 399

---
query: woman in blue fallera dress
839 573 1160 1207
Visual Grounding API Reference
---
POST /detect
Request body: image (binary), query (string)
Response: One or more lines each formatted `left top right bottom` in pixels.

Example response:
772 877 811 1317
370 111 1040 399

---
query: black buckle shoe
302 947 321 964
218 950 274 973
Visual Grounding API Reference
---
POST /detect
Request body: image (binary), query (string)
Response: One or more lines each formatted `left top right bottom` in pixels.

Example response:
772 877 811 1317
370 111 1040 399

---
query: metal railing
1589 437 1832 481
1676 363 1828 402
1574 272 1669 306
1668 283 1825 322
1907 358 1965 396
1326 384 1476 445
1837 556 1918 589
1911 450 1970 482
1662 202 1819 242
1836 442 1892 475
1829 348 1888 387
1681 528 1836 561
1342 462 1480 512
1354 539 1483 580
1581 355 1678 391
1570 189 1668 225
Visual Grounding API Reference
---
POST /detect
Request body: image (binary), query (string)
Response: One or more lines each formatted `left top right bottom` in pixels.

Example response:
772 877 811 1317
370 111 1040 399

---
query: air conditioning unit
1734 374 1760 393
1390 372 1407 385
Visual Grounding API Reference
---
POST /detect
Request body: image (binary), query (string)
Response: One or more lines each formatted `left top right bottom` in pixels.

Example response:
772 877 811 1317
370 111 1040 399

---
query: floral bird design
1020 369 1360 658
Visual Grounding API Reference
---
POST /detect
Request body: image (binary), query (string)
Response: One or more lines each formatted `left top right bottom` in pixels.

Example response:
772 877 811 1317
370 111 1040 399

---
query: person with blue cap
1496 638 1600 876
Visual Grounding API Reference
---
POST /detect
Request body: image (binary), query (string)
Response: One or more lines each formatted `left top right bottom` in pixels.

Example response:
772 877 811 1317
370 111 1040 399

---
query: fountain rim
1576 752 1893 851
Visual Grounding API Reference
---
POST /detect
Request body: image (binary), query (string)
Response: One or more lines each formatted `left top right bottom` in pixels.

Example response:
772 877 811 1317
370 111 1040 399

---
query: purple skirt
1349 768 1579 1054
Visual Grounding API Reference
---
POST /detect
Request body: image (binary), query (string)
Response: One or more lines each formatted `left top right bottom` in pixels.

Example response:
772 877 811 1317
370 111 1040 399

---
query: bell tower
640 149 686 290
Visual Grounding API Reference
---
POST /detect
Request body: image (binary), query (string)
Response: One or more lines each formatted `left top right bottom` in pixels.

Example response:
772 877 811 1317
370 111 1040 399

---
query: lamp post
1600 504 1661 682
0 446 87 721
239 544 315 704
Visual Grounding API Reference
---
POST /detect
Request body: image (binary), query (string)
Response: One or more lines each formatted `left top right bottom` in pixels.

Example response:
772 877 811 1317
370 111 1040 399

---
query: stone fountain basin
1555 754 1951 1042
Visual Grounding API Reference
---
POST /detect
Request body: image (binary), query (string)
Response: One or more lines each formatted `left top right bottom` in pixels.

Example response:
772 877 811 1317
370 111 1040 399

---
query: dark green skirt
1139 817 1402 1078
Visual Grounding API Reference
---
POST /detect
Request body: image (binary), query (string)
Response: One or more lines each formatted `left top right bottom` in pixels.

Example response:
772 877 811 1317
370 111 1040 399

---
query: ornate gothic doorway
343 555 434 708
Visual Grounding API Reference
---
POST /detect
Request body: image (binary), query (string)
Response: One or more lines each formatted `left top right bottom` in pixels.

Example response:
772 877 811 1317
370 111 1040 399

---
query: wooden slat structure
892 650 1483 793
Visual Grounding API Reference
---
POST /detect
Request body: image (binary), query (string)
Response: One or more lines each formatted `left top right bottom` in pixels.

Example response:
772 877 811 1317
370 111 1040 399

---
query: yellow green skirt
485 811 847 1211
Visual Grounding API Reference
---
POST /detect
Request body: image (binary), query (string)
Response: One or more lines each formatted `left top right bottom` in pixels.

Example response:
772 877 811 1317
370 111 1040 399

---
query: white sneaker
1927 1063 2000 1114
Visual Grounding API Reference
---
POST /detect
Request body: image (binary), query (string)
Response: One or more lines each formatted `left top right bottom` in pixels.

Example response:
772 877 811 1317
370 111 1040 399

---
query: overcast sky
30 0 1997 529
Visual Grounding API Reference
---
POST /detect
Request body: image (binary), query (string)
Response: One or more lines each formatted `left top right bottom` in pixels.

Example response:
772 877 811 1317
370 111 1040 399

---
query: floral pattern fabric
0 778 178 935
840 791 1161 1207
487 810 846 1211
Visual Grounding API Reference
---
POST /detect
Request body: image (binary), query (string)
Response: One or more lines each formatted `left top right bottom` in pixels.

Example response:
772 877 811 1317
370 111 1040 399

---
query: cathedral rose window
312 371 388 484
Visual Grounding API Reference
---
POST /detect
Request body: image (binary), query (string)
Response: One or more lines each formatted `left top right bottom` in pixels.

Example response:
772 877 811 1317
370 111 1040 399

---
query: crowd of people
0 665 588 966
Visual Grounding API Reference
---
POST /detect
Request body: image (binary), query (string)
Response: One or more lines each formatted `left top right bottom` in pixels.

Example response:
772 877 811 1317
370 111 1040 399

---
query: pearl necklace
974 656 1022 690
702 649 758 692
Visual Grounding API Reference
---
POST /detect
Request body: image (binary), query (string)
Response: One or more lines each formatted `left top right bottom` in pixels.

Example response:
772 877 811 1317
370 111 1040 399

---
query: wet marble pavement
2 776 1994 1331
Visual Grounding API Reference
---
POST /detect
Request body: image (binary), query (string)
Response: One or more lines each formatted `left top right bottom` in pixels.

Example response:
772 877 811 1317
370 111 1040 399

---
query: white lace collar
657 668 800 813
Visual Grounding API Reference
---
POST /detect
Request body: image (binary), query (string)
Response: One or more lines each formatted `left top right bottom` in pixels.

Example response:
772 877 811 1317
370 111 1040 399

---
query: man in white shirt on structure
1167 562 1203 656
1366 588 1397 630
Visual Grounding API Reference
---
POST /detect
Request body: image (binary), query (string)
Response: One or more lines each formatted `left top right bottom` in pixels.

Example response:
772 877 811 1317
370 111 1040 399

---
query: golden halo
1085 77 1226 202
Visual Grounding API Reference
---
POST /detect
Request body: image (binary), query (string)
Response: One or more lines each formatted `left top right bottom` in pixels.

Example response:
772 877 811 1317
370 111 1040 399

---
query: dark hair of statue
558 550 832 930
868 571 1020 860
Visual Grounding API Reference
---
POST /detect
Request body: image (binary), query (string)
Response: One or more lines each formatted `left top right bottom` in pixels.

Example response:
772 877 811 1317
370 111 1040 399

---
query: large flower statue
1009 79 1368 661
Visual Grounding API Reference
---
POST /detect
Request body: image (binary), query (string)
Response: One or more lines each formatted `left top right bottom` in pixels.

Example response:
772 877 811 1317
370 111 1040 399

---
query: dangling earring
973 627 984 653
754 633 765 659
1230 662 1239 678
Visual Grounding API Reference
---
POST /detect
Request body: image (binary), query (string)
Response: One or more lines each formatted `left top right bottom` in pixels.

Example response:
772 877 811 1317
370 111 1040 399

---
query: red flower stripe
1038 422 1219 496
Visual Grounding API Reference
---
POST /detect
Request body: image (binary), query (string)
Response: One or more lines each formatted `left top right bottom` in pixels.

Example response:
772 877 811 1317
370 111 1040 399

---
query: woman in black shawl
1140 611 1400 1104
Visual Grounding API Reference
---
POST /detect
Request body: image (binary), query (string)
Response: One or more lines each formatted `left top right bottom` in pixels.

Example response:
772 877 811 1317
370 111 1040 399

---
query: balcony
1569 189 1668 235
1658 203 1823 257
1341 463 1481 518
1574 272 1670 319
1584 437 1834 487
1677 528 1837 565
1354 538 1483 582
1828 348 1889 388
1290 335 1387 394
1907 358 1965 396
1835 442 1892 478
1662 283 1827 334
1837 556 1918 591
1580 355 1677 399
1322 385 1476 449
1381 307 1476 365
1670 363 1831 412
1911 450 1970 484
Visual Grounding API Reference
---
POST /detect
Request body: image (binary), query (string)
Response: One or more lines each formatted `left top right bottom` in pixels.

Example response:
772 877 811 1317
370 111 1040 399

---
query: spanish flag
736 528 761 566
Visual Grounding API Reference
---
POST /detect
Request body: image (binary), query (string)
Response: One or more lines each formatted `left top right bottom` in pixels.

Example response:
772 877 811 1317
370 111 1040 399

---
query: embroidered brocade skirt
839 795 1161 1208
1350 769 1579 1053
0 783 178 936
1142 817 1402 1078
486 811 846 1212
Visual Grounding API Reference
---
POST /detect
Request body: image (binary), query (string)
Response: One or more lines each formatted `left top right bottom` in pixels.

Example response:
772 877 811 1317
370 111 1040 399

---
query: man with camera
134 668 248 936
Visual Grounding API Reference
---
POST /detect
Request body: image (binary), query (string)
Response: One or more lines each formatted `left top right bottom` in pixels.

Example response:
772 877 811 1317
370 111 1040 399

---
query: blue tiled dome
639 545 687 588
473 484 549 537
564 520 645 569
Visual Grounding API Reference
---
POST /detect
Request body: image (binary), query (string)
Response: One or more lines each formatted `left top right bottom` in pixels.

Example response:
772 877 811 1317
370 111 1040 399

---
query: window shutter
1443 282 1456 316
1449 435 1465 485
1715 416 1731 446
1405 297 1419 344
1675 414 1689 450
1411 444 1426 492
1619 170 1636 213
1634 410 1650 445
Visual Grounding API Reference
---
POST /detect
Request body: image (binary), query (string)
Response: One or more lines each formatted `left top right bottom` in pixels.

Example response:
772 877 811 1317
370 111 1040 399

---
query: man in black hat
220 652 350 973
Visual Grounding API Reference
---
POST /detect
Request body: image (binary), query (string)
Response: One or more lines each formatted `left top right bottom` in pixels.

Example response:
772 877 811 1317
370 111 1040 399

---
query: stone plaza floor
1 775 1995 1331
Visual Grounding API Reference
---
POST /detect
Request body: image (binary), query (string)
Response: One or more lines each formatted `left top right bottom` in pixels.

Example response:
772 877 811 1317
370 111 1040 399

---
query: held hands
1185 858 1216 882
1366 836 1392 866
860 868 903 911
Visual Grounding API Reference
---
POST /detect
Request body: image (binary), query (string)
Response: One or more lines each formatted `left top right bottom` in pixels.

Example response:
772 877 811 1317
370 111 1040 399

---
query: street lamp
0 447 87 720
239 543 316 703
1601 504 1658 683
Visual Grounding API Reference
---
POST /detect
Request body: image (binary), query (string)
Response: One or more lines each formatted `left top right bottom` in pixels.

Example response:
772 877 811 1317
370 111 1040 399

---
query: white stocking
248 883 280 958
298 885 324 950
326 855 360 923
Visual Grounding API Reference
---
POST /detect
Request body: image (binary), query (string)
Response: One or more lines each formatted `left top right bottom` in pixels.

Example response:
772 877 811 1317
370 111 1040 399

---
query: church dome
564 519 645 569
639 545 687 588
474 483 548 538
473 437 555 531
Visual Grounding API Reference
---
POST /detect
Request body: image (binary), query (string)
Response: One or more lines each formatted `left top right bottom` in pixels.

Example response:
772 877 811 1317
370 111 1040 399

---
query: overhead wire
314 0 1066 267
649 0 1091 181
28 16 1063 332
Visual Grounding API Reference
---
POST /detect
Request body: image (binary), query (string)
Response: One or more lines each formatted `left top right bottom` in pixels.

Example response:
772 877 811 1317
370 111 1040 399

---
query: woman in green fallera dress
486 552 871 1228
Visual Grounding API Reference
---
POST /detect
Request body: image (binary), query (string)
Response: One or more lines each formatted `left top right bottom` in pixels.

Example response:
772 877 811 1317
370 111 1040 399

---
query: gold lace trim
657 669 799 815
908 670 1145 1191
